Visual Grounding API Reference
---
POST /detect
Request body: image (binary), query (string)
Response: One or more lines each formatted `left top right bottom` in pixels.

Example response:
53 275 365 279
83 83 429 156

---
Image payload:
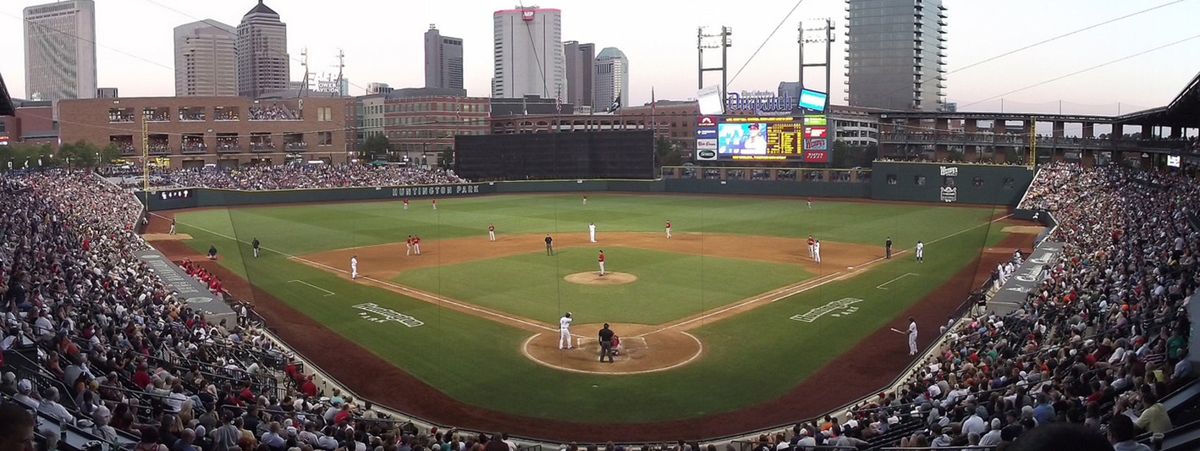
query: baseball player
813 240 822 264
807 235 816 258
806 197 813 209
169 217 177 235
665 220 672 239
432 199 437 210
907 317 918 356
545 234 554 256
405 235 413 256
252 237 261 258
403 199 409 210
488 224 496 241
598 250 606 276
589 222 597 243
582 195 588 206
559 312 573 350
916 240 925 263
885 236 893 259
413 235 422 255
351 255 359 279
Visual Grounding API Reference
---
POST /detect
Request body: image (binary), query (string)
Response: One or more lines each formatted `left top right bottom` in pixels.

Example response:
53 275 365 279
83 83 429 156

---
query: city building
57 96 349 168
489 112 655 135
237 0 290 99
354 88 489 160
490 96 572 117
424 25 464 90
366 82 393 95
593 47 629 111
175 20 237 97
0 100 58 148
492 7 565 99
622 100 699 152
563 41 594 107
828 104 882 148
845 0 947 111
23 0 97 101
96 88 119 99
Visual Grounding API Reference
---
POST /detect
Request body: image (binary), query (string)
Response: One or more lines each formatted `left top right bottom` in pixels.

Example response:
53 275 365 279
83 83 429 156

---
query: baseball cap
17 379 32 393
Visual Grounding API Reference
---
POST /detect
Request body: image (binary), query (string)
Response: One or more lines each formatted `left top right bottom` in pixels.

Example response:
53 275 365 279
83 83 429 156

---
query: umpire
885 236 893 259
598 323 615 363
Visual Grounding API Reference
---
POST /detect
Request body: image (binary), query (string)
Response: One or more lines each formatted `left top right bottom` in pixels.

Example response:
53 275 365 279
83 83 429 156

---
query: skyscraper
237 0 289 99
845 0 947 111
425 25 464 91
175 20 237 97
593 47 629 111
563 41 594 107
23 0 96 101
492 6 565 99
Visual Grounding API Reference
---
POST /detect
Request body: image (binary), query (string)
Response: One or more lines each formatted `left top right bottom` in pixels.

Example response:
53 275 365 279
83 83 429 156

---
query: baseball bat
889 327 905 335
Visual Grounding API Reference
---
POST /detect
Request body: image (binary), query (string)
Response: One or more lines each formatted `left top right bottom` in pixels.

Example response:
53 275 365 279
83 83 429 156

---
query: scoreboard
697 115 829 162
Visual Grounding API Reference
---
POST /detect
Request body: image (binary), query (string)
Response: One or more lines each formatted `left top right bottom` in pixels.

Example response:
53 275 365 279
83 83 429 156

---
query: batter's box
575 336 650 360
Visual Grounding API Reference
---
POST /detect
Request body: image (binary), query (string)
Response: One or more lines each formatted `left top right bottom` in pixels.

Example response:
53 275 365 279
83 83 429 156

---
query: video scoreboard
695 115 829 162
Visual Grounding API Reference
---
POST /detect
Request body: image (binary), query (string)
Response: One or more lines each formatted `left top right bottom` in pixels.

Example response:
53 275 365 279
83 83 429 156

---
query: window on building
318 132 333 146
317 107 332 121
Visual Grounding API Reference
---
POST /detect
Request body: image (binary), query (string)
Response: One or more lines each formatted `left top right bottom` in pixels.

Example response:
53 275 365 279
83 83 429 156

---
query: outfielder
907 317 918 356
916 240 925 263
813 240 822 264
583 195 588 205
598 250 606 276
665 220 672 239
559 312 573 350
403 199 409 210
432 199 437 210
351 255 359 279
488 224 496 241
589 222 597 243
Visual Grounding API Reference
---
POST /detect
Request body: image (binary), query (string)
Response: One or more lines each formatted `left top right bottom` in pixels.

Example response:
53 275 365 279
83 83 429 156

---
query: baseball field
146 193 1031 440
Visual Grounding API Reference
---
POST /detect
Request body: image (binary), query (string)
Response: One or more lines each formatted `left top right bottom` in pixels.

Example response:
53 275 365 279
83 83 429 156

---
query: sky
2 0 1199 116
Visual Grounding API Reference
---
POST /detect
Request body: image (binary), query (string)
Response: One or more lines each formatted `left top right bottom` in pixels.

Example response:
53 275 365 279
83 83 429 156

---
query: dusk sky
2 0 1198 115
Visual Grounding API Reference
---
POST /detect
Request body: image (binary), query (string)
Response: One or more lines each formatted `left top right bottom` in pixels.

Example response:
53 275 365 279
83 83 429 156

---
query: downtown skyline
1 0 1199 115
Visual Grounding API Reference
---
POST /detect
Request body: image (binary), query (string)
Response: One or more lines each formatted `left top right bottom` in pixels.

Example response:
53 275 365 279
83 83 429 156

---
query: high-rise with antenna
236 0 289 98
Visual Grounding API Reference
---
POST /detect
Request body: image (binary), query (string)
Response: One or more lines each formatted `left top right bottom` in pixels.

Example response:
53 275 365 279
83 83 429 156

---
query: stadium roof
0 72 14 116
1116 69 1200 127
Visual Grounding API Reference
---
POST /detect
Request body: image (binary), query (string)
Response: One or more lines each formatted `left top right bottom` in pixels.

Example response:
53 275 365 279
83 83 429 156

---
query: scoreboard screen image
708 116 821 161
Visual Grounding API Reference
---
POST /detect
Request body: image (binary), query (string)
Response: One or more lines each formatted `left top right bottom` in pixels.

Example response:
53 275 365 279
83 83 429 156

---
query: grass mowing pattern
176 195 1005 422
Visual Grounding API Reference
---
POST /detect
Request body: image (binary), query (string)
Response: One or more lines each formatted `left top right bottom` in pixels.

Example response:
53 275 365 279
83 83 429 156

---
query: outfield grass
394 248 810 324
175 194 1006 423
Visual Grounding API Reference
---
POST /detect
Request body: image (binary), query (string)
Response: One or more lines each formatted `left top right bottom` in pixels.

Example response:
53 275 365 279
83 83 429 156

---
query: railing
181 144 208 154
250 142 277 152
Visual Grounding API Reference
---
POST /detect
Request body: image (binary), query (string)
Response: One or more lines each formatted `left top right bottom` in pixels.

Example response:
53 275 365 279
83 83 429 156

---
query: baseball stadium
3 1 1200 450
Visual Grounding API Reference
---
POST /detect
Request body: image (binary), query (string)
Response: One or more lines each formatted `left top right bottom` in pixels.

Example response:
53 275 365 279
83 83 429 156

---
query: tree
654 137 682 167
361 134 390 161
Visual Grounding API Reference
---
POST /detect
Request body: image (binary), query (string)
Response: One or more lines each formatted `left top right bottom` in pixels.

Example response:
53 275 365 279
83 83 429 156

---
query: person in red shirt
403 199 409 210
301 375 318 398
807 235 816 259
133 362 152 389
598 250 606 276
431 199 437 210
413 236 422 255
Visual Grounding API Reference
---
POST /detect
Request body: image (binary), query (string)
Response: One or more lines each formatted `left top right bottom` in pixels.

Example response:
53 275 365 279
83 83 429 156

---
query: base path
523 323 702 375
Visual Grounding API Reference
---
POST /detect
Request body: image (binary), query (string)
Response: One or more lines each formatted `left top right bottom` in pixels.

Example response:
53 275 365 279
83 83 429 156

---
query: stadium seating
104 163 468 191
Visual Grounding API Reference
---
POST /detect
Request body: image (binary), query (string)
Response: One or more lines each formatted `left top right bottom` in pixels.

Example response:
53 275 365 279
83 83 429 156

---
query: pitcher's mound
564 272 637 285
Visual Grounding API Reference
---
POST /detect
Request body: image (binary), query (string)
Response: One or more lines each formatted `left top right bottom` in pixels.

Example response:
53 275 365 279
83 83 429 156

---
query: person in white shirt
350 256 359 279
588 223 597 243
813 240 822 264
14 379 40 409
38 386 76 424
915 240 925 263
978 419 1003 447
559 312 573 350
962 406 988 437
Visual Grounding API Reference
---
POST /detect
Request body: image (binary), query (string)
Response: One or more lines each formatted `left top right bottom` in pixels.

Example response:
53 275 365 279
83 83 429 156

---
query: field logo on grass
790 298 865 322
352 303 424 327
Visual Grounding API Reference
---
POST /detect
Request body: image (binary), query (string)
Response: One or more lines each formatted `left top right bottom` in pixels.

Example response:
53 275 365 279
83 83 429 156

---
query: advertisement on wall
695 139 718 160
802 151 829 163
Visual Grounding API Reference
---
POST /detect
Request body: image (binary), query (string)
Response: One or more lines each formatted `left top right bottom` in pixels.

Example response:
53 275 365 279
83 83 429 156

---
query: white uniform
813 241 822 263
350 257 359 279
559 315 573 349
589 223 597 243
908 321 918 355
488 227 496 241
916 242 925 262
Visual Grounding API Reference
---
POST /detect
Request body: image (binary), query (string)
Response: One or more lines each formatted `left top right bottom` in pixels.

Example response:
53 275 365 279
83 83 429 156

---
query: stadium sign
939 166 959 177
790 298 864 322
725 93 799 115
390 184 481 198
940 186 957 203
802 151 829 163
353 303 424 327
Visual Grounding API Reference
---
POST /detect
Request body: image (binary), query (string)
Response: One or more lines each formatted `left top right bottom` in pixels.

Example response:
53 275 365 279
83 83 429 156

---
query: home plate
847 266 854 269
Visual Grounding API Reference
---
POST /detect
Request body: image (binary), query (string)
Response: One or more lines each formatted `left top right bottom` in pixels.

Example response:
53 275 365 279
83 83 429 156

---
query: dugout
455 130 655 180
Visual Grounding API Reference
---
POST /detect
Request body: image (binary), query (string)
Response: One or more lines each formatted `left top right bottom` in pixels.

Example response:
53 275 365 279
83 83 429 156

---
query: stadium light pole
798 19 836 94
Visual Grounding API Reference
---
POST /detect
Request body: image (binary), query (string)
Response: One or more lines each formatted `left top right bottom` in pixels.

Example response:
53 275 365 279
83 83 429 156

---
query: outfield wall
139 162 1032 211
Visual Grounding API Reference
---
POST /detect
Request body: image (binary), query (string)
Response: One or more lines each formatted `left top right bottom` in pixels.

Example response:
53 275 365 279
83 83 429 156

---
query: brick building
354 88 490 161
57 96 349 168
0 100 58 148
620 100 699 152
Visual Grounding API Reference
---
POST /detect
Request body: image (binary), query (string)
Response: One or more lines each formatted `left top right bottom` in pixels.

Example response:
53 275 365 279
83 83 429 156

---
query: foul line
150 213 559 334
876 273 919 290
288 279 335 296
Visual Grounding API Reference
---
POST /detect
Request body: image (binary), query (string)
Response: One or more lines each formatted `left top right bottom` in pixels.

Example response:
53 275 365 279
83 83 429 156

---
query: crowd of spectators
830 162 1195 449
112 163 469 191
1 170 448 451
248 106 298 121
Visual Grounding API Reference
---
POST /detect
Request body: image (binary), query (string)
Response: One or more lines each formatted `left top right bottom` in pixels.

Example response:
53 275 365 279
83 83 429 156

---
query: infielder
488 224 496 242
915 240 925 263
559 312 573 350
545 234 554 256
598 250 606 276
807 235 816 258
405 235 414 256
252 237 261 258
351 255 359 279
813 240 822 264
907 317 918 356
413 235 422 255
665 220 672 239
169 217 177 235
589 222 597 243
